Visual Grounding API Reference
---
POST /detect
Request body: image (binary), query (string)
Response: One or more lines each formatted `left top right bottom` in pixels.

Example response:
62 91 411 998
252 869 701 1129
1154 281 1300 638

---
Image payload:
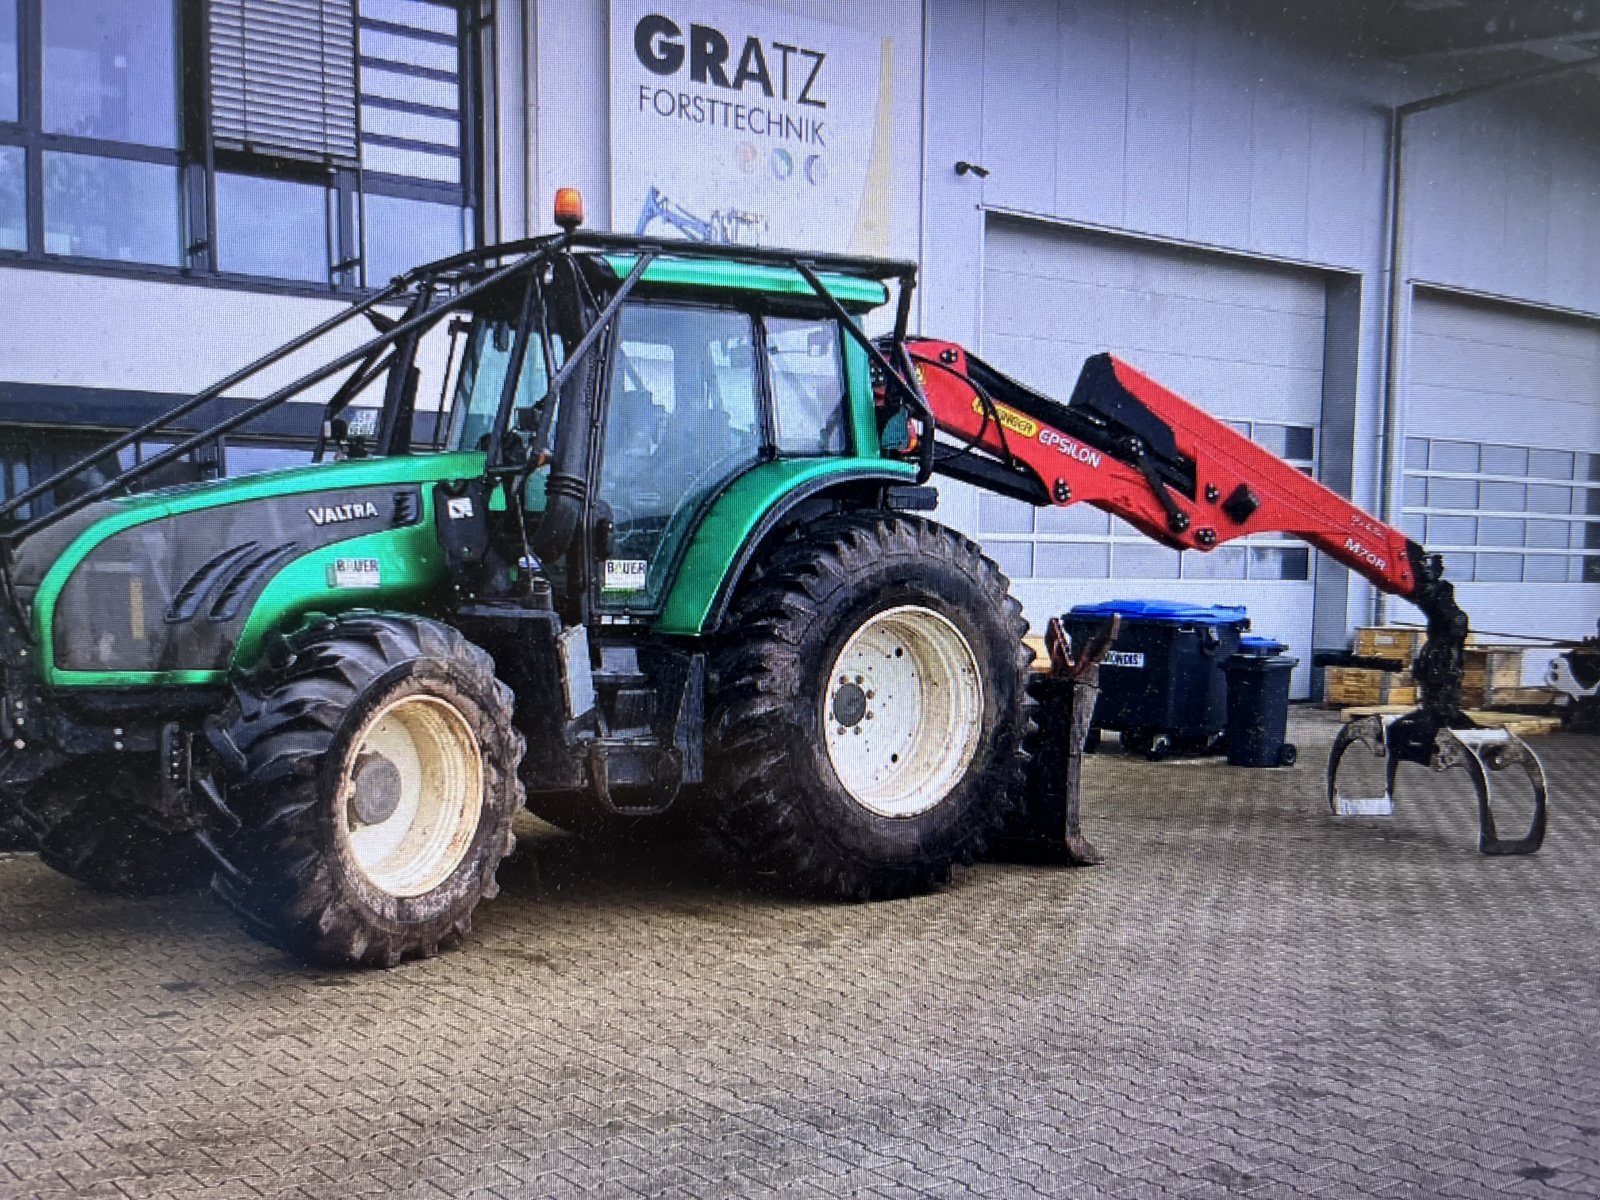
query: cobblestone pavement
1 711 1597 1199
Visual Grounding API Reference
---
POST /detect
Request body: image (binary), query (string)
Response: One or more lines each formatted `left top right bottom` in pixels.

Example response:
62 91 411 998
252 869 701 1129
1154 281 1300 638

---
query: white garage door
955 215 1329 696
1403 293 1600 662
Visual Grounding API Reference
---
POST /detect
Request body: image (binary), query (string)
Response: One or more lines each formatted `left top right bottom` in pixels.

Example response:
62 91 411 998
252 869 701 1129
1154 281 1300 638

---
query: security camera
954 161 990 178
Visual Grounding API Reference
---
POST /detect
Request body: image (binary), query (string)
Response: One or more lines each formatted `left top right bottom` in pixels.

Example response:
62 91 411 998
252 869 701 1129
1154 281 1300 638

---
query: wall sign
610 0 898 254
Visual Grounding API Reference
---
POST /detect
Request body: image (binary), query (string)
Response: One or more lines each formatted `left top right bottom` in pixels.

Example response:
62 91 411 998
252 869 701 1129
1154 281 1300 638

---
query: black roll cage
0 232 935 555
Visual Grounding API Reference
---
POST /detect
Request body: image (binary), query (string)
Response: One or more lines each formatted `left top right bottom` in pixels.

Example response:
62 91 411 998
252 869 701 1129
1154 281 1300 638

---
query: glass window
1526 519 1570 549
1037 542 1109 578
1426 515 1476 545
0 441 31 518
1429 441 1479 472
361 0 458 36
43 152 178 264
1404 437 1429 470
0 145 22 251
598 302 762 607
446 319 553 453
360 28 456 75
1115 544 1181 579
1403 475 1427 508
1440 551 1474 582
768 317 848 456
1183 547 1247 580
361 141 460 184
358 5 462 189
0 0 16 122
1283 425 1316 463
1427 477 1478 510
1481 444 1529 477
977 493 1032 534
1479 481 1526 512
1478 517 1524 548
1527 484 1572 515
364 192 464 284
1529 449 1575 480
1037 504 1108 535
1248 546 1311 581
225 444 314 477
1523 555 1568 583
215 174 329 281
360 105 460 151
43 0 176 147
1475 553 1522 583
1251 424 1287 457
986 541 1032 580
361 65 458 113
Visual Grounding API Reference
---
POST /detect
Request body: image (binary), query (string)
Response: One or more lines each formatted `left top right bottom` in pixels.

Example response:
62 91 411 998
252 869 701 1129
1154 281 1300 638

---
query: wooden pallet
1338 704 1563 737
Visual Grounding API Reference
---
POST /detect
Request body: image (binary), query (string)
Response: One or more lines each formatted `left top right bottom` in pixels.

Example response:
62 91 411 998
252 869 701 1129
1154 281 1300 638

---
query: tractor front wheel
21 758 211 894
215 615 524 967
707 513 1031 900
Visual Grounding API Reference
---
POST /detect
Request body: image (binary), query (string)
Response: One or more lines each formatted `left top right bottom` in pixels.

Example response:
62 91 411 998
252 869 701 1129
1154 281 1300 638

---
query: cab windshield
445 318 562 453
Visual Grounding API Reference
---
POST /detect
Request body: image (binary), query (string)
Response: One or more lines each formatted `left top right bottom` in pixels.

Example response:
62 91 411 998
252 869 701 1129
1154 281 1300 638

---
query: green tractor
0 212 1032 965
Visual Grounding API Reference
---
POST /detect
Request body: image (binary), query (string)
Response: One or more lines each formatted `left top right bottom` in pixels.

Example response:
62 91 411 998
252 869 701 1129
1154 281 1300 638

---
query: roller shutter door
1403 293 1600 658
961 215 1328 696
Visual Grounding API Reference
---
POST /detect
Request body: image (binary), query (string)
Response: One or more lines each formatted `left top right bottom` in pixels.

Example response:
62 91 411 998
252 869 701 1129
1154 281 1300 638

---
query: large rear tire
20 758 211 894
215 615 524 967
707 513 1031 900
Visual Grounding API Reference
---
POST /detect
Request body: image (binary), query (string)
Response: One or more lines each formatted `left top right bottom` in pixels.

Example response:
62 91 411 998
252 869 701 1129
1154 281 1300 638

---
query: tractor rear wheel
707 513 1030 900
21 758 211 894
214 615 524 967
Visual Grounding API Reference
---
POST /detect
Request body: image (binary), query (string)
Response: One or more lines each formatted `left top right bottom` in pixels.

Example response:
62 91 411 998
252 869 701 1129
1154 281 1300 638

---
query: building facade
3 0 1598 695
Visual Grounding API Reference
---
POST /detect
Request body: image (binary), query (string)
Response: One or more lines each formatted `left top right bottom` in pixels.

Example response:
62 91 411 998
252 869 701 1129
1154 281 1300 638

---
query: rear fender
653 459 919 637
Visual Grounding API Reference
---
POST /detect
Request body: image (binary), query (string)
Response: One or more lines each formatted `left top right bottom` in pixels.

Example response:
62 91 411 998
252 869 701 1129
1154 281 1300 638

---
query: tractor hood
13 452 485 685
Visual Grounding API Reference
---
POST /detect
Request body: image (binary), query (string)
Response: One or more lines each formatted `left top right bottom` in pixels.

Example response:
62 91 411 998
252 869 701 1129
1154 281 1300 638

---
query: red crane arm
882 337 1469 723
901 338 1421 600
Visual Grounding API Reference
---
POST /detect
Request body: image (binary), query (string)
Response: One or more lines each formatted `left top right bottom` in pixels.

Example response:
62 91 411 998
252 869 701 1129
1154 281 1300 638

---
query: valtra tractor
0 192 1546 966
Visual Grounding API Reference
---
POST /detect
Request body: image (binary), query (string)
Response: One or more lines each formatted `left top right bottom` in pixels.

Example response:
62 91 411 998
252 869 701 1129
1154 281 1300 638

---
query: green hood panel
31 453 485 687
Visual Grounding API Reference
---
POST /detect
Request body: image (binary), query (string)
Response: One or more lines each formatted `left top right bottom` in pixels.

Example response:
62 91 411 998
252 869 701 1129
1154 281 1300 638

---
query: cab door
593 301 765 614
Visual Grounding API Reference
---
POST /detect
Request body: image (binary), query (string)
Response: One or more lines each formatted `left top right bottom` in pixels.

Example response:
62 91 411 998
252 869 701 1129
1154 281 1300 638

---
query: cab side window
767 317 849 456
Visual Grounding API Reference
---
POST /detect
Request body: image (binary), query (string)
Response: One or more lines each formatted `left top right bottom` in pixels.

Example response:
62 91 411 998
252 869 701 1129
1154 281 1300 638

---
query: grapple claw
1326 712 1547 855
1445 727 1547 856
1327 713 1396 816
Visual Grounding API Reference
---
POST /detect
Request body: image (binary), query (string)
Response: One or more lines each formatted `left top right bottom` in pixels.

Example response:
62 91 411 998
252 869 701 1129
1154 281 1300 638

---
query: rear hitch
1327 711 1547 855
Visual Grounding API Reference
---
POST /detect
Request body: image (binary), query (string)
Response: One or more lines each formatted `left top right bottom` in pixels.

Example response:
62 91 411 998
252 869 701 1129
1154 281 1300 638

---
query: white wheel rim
340 694 483 898
822 605 986 818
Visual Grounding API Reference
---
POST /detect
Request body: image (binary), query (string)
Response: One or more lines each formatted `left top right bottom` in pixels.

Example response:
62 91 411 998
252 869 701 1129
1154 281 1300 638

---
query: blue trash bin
1063 600 1250 759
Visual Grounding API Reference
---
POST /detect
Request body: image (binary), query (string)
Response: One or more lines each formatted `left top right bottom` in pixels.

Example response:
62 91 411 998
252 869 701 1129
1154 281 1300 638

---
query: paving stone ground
1 709 1596 1199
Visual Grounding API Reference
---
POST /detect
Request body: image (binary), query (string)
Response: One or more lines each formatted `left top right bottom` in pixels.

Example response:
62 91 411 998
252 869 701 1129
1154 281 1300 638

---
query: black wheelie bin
1063 600 1249 760
1222 636 1300 767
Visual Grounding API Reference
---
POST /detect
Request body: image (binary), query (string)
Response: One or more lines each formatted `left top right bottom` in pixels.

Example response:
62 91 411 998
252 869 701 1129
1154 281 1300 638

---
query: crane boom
877 336 1542 855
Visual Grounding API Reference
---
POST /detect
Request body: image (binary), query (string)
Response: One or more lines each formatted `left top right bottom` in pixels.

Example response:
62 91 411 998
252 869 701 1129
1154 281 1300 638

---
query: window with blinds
208 0 360 169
